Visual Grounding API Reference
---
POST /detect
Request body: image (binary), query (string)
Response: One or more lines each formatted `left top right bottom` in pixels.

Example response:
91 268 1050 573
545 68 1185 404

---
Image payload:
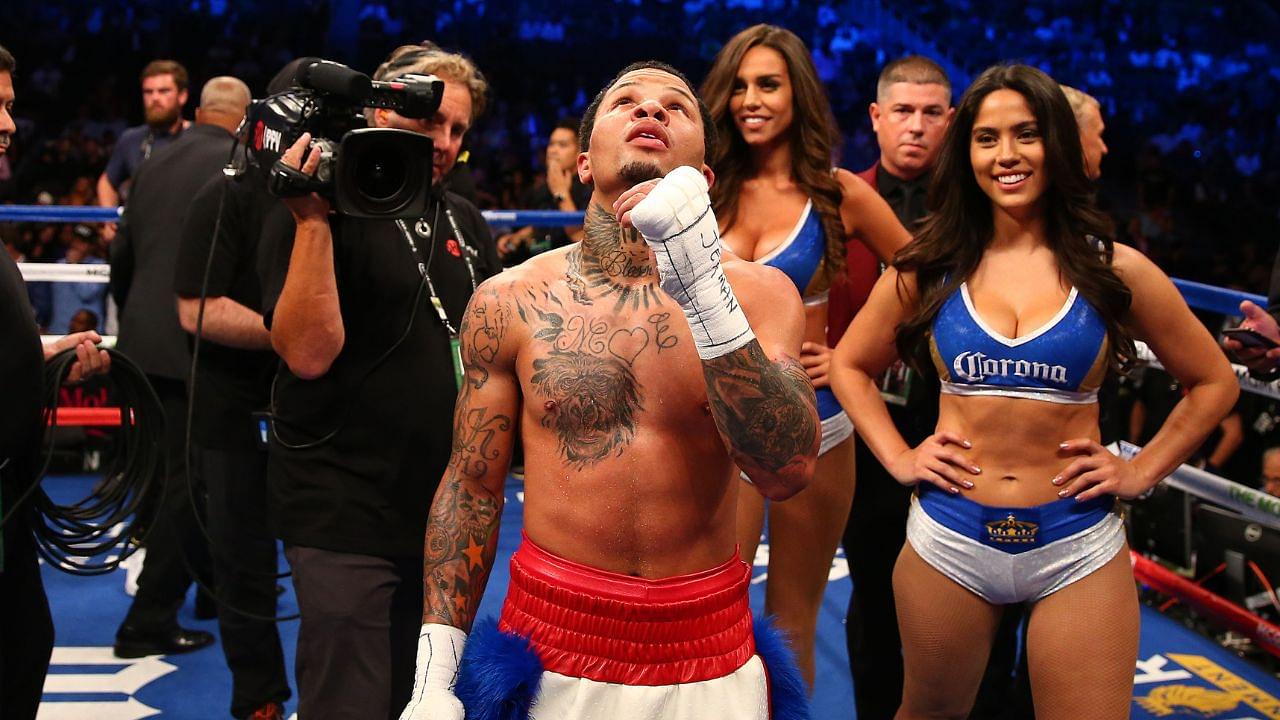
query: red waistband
498 532 756 685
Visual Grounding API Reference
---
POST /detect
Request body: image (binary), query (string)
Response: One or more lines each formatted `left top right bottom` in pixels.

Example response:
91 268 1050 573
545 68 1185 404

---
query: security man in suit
109 75 251 659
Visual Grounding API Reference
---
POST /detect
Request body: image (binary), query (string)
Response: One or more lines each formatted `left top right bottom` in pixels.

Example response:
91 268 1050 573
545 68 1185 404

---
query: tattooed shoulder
456 275 524 389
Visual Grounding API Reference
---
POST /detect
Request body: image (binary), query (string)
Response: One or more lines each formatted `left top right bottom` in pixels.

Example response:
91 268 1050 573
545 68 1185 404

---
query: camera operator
259 45 500 720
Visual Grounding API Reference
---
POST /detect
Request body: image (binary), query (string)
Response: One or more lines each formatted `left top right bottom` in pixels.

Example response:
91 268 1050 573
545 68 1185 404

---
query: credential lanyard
395 202 479 391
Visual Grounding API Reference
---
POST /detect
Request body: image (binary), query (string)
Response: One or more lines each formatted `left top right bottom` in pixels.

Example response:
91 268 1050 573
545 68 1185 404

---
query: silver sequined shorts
905 490 1126 605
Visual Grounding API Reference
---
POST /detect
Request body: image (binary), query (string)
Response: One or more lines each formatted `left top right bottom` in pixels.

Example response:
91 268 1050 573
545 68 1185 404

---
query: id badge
450 336 464 391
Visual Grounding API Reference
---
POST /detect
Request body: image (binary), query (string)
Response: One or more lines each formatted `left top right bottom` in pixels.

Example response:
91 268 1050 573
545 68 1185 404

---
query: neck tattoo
567 203 663 312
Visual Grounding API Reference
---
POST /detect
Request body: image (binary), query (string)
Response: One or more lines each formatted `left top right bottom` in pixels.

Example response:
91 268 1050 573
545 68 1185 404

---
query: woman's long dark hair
701 24 847 282
894 63 1135 374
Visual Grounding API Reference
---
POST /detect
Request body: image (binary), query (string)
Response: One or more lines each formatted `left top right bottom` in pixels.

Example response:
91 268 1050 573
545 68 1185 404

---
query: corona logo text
953 351 1068 385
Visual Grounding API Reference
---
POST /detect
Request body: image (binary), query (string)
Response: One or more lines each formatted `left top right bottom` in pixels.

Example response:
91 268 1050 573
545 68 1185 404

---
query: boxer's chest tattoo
515 282 679 468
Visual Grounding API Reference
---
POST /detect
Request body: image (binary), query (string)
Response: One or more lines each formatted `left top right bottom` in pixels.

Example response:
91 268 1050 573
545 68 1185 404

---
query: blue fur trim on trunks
454 618 543 720
753 616 811 720
455 615 809 719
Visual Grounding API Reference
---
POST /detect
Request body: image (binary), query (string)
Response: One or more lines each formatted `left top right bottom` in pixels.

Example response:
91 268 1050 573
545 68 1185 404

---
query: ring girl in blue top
701 24 912 689
831 63 1238 720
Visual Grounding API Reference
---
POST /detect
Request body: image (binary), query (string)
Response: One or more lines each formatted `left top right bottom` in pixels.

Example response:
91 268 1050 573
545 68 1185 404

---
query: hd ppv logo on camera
253 120 283 153
242 58 444 219
952 351 1068 385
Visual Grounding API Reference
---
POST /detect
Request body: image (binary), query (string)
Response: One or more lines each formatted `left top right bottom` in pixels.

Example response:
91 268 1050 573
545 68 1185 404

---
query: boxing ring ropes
9 203 1280 657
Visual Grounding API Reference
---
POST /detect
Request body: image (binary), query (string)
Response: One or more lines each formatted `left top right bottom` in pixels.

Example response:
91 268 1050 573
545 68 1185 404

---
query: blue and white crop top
929 283 1110 404
757 200 826 298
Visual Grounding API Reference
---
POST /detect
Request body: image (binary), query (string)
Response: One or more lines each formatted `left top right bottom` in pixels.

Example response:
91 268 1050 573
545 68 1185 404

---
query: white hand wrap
398 623 467 720
630 166 755 360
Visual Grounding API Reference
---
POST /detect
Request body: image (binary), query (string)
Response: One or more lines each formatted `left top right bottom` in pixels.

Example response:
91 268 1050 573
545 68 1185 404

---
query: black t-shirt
258 193 501 557
174 172 294 451
0 252 44 516
501 178 591 267
1135 368 1185 447
524 178 591 250
1224 393 1280 487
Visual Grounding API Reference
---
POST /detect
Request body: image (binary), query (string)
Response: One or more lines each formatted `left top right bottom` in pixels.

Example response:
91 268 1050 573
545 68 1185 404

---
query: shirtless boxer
398 60 820 720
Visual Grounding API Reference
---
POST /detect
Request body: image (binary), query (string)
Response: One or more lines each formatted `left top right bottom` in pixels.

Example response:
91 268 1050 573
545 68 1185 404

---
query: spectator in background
839 54 952 720
1129 366 1244 479
68 308 98 333
495 117 590 265
1263 447 1280 497
96 60 191 242
1061 84 1108 180
1218 383 1280 488
63 175 96 206
46 224 107 334
1205 406 1246 476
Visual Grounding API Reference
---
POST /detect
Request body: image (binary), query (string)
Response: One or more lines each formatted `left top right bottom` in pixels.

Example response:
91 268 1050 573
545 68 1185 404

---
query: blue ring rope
0 204 1266 315
0 204 579 227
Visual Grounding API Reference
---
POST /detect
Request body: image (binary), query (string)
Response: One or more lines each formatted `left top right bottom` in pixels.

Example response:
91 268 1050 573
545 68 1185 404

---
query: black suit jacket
111 123 237 381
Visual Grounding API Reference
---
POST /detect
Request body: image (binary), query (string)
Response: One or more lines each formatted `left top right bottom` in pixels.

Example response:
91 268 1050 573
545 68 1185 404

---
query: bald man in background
110 76 252 662
170 64 302 720
1061 84 1108 181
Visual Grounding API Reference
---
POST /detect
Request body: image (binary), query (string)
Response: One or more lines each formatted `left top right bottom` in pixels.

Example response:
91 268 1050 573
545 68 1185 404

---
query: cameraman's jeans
198 445 291 718
285 544 423 720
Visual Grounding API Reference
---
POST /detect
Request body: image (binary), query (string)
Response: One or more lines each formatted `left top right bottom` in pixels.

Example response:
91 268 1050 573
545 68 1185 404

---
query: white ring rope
21 269 1280 400
40 334 116 348
19 262 112 284
1111 440 1280 531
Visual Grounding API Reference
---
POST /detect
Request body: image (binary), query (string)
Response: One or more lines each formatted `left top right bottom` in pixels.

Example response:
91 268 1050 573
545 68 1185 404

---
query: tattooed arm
621 167 818 500
401 276 523 720
707 260 819 500
421 276 522 631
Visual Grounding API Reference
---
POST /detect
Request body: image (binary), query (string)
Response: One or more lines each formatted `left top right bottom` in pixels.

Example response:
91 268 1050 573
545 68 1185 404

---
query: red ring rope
1133 551 1280 658
47 407 127 427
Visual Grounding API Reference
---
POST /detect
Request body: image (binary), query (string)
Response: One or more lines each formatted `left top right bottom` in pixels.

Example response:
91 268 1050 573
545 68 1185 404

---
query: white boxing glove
629 166 755 360
398 623 467 720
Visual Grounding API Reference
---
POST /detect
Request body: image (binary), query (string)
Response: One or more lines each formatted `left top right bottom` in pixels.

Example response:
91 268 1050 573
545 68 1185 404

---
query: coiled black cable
0 346 165 575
